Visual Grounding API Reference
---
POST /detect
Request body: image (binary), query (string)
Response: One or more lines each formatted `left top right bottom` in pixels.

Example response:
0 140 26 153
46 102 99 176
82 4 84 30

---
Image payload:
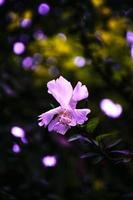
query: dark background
0 0 133 199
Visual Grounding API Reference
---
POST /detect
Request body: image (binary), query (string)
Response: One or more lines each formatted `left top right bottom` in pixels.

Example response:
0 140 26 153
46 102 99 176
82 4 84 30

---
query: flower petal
54 123 70 135
73 108 91 125
70 82 89 108
48 117 59 131
48 117 69 135
38 106 61 127
47 76 73 107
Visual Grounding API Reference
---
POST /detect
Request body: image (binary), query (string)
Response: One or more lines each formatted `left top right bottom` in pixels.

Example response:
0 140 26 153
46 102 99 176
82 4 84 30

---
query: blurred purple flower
74 56 86 67
0 0 5 6
12 144 21 153
33 29 46 40
38 3 50 15
13 42 25 55
100 98 122 118
38 76 90 135
22 57 33 69
11 126 25 138
42 155 57 167
126 31 133 43
20 18 32 28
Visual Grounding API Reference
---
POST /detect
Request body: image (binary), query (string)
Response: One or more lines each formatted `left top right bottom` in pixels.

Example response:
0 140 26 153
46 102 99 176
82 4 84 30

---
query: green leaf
96 132 118 142
86 117 99 133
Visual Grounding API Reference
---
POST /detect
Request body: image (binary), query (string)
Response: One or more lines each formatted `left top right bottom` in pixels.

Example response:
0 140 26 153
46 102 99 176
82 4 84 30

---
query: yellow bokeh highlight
101 7 111 16
93 179 105 191
7 10 33 31
31 36 71 58
97 30 125 47
108 18 126 32
30 35 84 72
100 31 111 44
22 10 33 19
7 12 19 30
92 0 104 7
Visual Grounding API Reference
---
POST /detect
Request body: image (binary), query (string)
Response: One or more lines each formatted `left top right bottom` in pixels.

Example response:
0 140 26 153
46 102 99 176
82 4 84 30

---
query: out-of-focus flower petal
126 31 133 43
70 82 89 108
38 106 61 126
100 99 122 118
47 76 73 107
42 155 57 167
73 109 91 124
48 117 69 135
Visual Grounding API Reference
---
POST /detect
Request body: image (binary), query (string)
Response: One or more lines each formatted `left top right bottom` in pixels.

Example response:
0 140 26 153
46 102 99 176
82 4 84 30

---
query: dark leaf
111 150 129 155
86 117 99 133
93 156 103 164
80 152 99 159
123 158 132 163
68 134 92 144
96 132 118 142
106 139 122 149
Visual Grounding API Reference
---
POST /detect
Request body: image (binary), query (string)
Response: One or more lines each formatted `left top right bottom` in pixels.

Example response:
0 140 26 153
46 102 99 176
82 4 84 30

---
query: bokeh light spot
100 99 123 118
48 66 60 77
12 144 21 153
33 29 46 40
57 33 67 41
22 57 33 69
20 18 32 28
13 42 25 55
21 137 28 144
42 155 57 167
38 3 50 15
0 0 5 6
126 31 133 43
74 56 86 67
11 126 25 138
33 53 43 65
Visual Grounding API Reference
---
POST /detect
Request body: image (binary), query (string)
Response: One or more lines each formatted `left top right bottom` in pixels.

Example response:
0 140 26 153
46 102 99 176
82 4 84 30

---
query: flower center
58 109 72 125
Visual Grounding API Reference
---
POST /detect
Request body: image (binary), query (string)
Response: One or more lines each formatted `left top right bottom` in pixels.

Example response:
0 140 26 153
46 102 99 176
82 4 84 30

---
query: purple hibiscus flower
38 76 91 135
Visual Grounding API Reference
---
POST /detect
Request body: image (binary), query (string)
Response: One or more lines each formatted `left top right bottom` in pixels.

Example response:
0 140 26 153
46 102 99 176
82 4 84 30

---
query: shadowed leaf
81 152 99 159
68 134 92 144
106 139 122 149
86 117 100 133
96 132 118 142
